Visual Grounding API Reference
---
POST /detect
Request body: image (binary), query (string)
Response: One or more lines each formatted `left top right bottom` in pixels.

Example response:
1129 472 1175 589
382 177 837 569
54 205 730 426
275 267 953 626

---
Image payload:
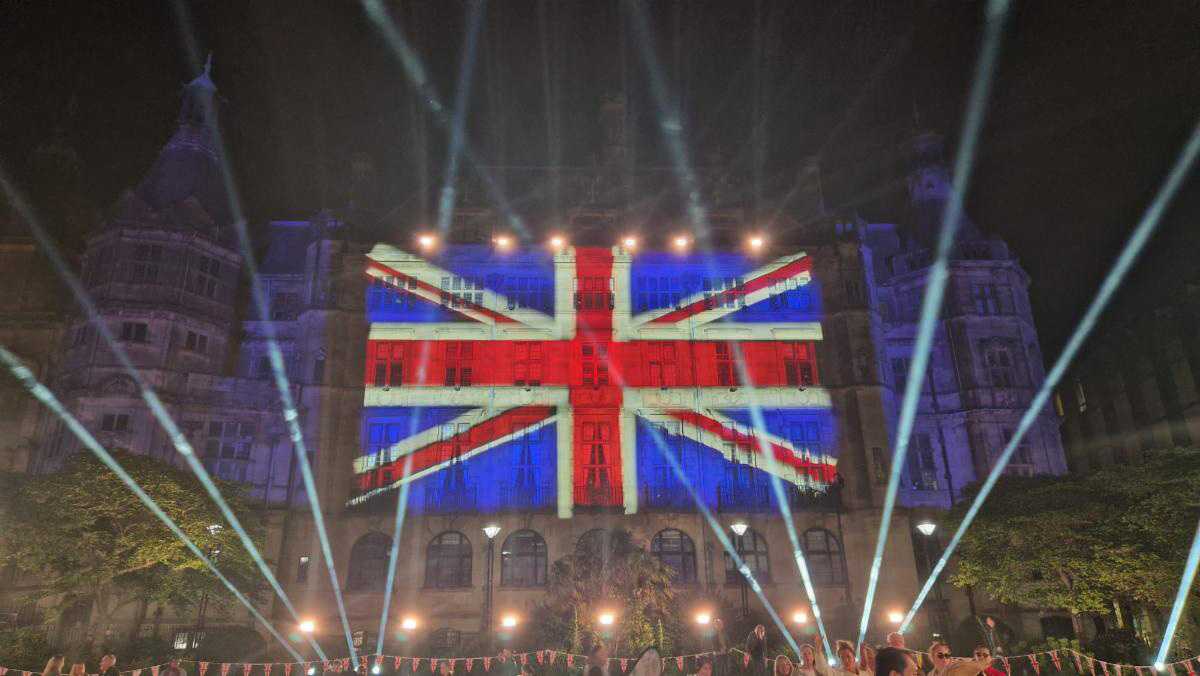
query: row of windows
343 526 847 591
85 246 224 300
886 282 1019 322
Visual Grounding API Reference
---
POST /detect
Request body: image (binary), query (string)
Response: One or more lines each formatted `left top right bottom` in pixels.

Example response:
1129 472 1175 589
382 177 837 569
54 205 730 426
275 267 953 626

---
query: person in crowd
972 647 1003 676
774 655 795 676
746 624 769 673
692 657 713 676
98 655 118 676
41 656 65 676
927 643 953 676
161 658 188 676
875 648 918 676
495 648 520 676
886 634 906 650
860 645 877 674
68 664 86 676
797 645 819 676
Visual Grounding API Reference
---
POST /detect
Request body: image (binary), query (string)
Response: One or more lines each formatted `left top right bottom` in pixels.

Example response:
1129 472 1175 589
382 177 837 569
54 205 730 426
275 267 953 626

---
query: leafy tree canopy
947 448 1200 647
0 451 267 632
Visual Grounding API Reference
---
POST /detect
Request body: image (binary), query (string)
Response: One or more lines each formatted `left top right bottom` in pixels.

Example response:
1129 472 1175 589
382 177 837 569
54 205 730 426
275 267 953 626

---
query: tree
527 529 697 656
947 448 1200 651
0 452 267 652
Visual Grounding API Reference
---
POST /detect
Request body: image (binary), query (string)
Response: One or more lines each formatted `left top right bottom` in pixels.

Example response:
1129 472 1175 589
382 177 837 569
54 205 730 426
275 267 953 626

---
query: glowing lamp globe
695 612 712 625
298 619 316 634
792 611 808 624
501 615 519 628
401 616 418 631
730 522 749 537
598 612 616 626
916 521 937 536
483 524 502 539
887 611 905 624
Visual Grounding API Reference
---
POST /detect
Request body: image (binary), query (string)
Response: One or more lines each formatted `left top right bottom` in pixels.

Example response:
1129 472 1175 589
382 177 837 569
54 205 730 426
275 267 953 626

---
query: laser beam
900 116 1200 633
435 0 486 237
0 345 304 662
857 0 1011 649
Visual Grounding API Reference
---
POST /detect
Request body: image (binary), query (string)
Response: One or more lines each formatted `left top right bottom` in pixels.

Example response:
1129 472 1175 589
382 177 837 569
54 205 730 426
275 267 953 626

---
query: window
1003 427 1035 466
425 532 472 588
443 275 484 309
100 413 130 433
271 291 300 320
781 343 814 387
173 631 192 650
802 528 846 585
255 355 272 379
184 331 208 354
581 344 609 386
131 244 162 283
120 322 148 343
313 349 327 384
1074 380 1088 412
645 343 678 388
574 276 613 310
347 532 391 591
983 343 1016 388
500 530 547 587
871 447 888 485
716 343 738 387
651 529 697 584
971 283 1013 315
190 255 220 299
70 325 93 348
724 528 770 583
905 433 939 491
576 528 613 562
297 555 311 583
373 343 404 387
444 342 474 387
891 357 911 391
844 277 867 306
512 424 542 488
704 277 746 310
514 342 544 387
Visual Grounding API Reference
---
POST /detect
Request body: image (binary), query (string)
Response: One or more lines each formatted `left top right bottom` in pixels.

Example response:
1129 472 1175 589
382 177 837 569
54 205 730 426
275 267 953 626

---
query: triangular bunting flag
621 659 629 673
0 668 8 676
676 657 684 672
565 656 573 669
537 653 544 666
467 660 475 672
22 671 32 676
375 658 383 669
413 659 422 672
343 661 351 672
1050 652 1062 672
152 667 160 676
283 665 292 676
484 658 492 672
520 655 528 667
1030 655 1041 675
1073 654 1083 674
394 658 402 671
132 670 142 676
242 664 252 676
1088 658 1096 676
201 664 211 676
1001 657 1010 676
1187 660 1197 676
549 652 558 664
744 655 751 668
431 659 439 673
264 665 272 676
1136 667 1146 676
222 664 232 676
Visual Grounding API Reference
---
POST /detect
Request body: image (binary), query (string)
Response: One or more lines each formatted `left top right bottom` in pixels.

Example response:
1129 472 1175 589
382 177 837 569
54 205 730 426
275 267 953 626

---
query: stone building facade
0 69 1069 653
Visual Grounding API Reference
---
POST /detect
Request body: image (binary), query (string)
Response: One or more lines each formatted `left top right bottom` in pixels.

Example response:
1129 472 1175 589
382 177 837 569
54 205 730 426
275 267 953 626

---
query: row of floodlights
414 233 769 253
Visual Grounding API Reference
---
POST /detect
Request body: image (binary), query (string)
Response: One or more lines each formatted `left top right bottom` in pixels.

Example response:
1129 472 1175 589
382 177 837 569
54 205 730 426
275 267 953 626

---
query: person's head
169 659 181 669
774 655 794 676
887 633 905 649
696 657 713 676
929 642 952 669
714 618 724 630
973 647 993 665
755 624 766 638
500 648 512 661
836 640 857 669
876 648 918 676
800 645 816 666
43 656 65 676
69 664 86 676
100 655 117 671
860 645 877 670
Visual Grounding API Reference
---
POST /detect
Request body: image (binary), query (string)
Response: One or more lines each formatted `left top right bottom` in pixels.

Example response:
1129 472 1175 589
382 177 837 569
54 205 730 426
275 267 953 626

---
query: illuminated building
0 67 1071 651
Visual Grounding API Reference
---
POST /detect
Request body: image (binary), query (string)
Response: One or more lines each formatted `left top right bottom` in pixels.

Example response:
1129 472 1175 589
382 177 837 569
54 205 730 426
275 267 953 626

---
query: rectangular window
373 343 404 387
983 344 1016 387
892 357 911 391
101 413 130 432
905 433 938 491
184 331 208 354
271 291 300 320
120 322 148 343
297 555 311 583
782 343 815 387
871 447 887 485
444 342 474 387
716 343 738 387
131 244 162 283
514 342 544 387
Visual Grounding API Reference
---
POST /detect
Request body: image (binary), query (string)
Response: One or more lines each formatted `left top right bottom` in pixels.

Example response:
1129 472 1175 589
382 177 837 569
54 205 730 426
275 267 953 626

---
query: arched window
425 531 473 588
651 528 697 584
724 528 771 583
501 529 548 587
802 528 846 585
347 532 391 591
576 528 612 559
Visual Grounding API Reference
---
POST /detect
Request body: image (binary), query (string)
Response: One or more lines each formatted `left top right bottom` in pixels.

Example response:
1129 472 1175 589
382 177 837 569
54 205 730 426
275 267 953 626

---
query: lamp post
193 523 224 649
482 524 501 646
915 520 946 636
730 521 750 617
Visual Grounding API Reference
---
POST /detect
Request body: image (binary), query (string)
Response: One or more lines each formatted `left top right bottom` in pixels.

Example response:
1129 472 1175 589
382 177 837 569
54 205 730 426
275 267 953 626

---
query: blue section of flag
717 408 834 451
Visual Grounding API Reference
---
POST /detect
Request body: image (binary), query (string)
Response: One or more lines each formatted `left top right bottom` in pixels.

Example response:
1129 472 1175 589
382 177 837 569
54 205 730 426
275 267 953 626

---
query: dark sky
3 0 1199 355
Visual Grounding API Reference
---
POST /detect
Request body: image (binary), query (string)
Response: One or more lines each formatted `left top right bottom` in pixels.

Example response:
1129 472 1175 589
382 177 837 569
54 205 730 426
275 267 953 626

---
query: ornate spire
179 54 217 126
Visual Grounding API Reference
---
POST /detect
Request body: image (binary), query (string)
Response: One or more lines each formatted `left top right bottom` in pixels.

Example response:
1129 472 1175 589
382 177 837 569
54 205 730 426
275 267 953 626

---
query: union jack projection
354 243 838 517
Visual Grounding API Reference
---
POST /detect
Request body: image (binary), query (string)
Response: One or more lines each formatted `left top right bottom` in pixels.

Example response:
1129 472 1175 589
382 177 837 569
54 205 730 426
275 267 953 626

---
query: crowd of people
25 629 1004 676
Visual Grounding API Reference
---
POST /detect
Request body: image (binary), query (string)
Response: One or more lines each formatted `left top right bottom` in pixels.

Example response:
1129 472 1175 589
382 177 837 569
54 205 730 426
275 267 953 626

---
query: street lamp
598 611 616 626
695 612 712 626
501 614 519 629
299 619 316 634
730 522 750 616
888 611 905 625
792 611 808 625
401 616 418 631
916 521 937 536
193 523 224 649
483 524 502 646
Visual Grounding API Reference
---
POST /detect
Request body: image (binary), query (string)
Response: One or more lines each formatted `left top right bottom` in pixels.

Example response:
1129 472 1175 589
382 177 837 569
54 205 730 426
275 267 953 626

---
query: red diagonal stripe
664 409 834 479
356 405 554 492
648 255 812 324
367 259 518 324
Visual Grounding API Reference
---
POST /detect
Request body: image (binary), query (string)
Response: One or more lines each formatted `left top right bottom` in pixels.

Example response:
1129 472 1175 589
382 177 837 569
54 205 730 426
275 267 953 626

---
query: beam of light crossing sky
375 341 431 655
435 0 486 237
0 168 327 660
1154 519 1200 669
641 422 803 658
900 116 1200 635
0 345 305 662
168 4 360 662
361 0 528 240
857 0 1011 649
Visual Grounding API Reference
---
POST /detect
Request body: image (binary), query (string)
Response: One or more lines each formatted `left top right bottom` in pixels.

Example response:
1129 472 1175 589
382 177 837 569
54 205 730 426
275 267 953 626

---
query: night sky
2 1 1199 355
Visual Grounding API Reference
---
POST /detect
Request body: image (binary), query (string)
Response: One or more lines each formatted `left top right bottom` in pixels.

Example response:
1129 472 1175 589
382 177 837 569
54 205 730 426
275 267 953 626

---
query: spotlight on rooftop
549 235 566 251
494 234 513 251
401 616 418 631
417 233 437 250
501 614 519 628
792 610 808 624
748 235 766 252
621 236 638 251
887 610 905 624
673 235 691 251
695 612 712 626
